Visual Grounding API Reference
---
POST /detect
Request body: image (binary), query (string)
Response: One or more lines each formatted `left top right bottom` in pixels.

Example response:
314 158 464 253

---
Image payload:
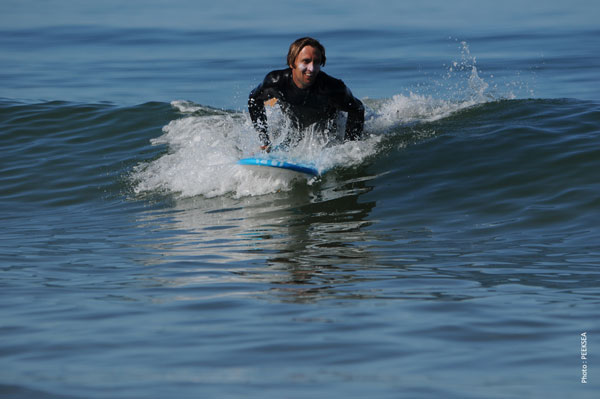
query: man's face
290 45 322 89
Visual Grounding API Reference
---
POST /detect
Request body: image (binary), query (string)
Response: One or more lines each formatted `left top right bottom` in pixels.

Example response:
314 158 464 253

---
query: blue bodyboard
238 157 319 177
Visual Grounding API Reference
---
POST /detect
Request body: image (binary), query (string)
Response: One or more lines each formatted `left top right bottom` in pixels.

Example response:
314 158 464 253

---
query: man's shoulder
316 71 347 92
263 68 292 86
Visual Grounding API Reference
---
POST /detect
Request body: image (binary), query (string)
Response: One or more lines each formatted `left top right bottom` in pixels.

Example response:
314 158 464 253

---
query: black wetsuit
248 68 364 147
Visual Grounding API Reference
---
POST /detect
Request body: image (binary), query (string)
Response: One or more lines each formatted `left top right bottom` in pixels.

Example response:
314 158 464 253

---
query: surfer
248 37 365 151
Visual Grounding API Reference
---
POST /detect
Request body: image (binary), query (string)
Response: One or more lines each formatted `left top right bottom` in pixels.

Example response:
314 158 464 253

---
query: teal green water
1 1 599 398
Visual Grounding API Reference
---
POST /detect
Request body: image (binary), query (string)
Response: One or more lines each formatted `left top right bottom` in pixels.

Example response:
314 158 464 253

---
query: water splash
445 40 526 101
132 42 510 199
131 100 386 199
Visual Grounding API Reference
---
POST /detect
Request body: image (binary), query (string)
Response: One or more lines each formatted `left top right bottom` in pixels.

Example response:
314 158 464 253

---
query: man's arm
330 82 365 141
248 85 270 148
248 70 286 148
343 88 365 141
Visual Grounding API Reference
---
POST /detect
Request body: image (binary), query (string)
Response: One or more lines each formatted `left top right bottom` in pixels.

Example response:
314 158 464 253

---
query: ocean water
1 1 599 398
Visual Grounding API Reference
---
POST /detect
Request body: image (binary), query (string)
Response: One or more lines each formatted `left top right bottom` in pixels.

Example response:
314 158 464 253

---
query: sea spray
132 41 509 199
132 91 484 199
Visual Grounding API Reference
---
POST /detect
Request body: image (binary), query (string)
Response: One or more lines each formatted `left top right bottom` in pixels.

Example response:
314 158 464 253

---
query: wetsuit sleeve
248 86 270 147
331 83 365 141
342 88 365 141
248 72 281 147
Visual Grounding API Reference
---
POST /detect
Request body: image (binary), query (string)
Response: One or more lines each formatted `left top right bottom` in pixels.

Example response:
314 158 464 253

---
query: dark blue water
1 1 599 398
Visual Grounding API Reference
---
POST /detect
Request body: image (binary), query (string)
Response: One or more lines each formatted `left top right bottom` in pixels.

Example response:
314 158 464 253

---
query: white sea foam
132 104 382 199
133 42 498 199
132 90 490 199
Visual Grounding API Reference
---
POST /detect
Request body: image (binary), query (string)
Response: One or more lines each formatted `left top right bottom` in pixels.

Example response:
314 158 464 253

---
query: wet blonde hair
287 37 326 68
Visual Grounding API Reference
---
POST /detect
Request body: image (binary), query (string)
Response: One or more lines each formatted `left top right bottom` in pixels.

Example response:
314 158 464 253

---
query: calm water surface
1 1 599 398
